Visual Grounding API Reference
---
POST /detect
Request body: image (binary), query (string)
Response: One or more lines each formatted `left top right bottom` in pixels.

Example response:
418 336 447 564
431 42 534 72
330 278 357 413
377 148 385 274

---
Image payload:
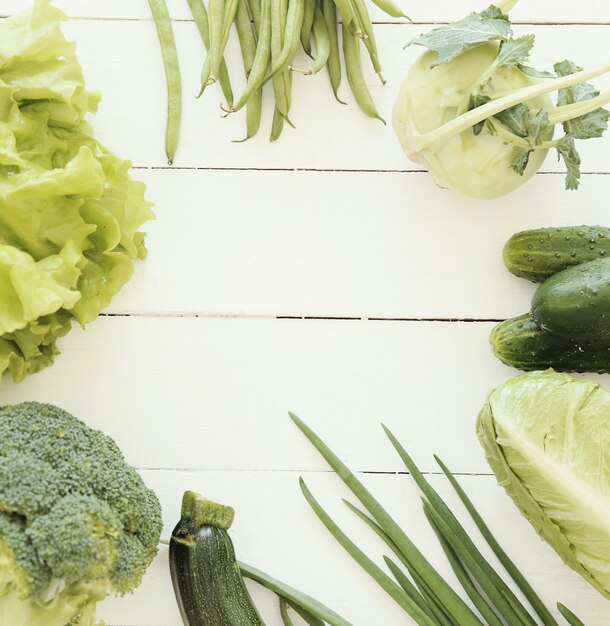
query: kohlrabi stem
496 0 520 14
413 62 610 154
548 88 610 124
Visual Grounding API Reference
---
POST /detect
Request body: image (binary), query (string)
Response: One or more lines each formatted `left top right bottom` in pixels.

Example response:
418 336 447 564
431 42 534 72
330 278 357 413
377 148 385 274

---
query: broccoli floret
0 402 163 626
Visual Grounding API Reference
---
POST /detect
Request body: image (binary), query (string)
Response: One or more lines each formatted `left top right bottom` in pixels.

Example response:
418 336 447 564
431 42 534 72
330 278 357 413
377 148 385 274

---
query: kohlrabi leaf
494 103 532 138
469 94 492 135
511 149 532 176
555 60 610 139
409 5 512 67
477 371 610 599
517 65 555 79
555 136 582 190
495 35 535 69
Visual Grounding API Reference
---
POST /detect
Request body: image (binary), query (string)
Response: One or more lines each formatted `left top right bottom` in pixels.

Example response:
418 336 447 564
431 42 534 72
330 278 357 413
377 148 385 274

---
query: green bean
370 0 410 19
293 4 330 76
342 23 385 123
248 0 261 29
235 0 257 76
351 0 385 84
234 0 263 139
270 0 291 119
334 0 354 26
186 0 234 105
205 0 239 87
309 5 331 74
300 0 317 57
270 106 285 141
231 0 271 113
206 0 225 86
269 0 306 78
322 0 345 104
147 0 182 164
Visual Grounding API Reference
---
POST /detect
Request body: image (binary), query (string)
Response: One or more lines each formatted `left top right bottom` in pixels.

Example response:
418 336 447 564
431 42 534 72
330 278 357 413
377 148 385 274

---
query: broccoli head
0 402 163 626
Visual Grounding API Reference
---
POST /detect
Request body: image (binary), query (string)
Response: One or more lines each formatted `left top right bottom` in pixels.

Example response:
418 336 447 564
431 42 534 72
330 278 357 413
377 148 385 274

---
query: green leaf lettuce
0 0 153 382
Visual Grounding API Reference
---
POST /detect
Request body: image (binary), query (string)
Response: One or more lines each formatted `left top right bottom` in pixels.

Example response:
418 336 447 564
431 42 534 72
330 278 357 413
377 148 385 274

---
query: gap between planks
135 467 495 476
131 166 610 175
100 312 503 323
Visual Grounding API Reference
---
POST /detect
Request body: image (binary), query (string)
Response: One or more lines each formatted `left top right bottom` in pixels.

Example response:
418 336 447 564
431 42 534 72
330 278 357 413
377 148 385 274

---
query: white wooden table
2 1 610 624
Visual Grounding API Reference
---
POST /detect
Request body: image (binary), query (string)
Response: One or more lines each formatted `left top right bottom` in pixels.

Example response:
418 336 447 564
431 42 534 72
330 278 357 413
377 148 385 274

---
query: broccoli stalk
0 403 163 626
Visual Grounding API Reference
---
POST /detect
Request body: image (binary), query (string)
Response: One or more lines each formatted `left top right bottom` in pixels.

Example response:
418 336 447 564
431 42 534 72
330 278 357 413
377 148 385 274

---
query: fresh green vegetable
0 0 154 383
0 401 162 626
477 370 610 599
503 226 610 283
170 491 351 626
392 1 610 198
490 313 610 373
531 257 610 342
148 0 182 163
149 0 409 149
290 412 584 626
170 491 265 626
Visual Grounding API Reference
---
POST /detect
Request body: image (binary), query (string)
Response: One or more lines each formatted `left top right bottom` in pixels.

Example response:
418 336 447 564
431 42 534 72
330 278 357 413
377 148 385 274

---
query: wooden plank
94 168 610 319
3 0 609 24
3 316 609 473
56 19 610 171
98 469 610 625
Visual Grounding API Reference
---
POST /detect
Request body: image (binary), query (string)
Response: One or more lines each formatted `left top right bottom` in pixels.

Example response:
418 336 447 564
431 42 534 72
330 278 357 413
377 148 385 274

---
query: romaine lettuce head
0 0 153 382
477 370 610 598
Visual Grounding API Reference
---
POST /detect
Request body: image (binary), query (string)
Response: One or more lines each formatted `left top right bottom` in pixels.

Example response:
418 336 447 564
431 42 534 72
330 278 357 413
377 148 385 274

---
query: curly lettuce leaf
0 0 153 382
477 370 610 598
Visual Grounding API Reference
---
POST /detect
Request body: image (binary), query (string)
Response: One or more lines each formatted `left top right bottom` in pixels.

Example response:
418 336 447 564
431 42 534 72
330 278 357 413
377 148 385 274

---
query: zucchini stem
412 62 610 154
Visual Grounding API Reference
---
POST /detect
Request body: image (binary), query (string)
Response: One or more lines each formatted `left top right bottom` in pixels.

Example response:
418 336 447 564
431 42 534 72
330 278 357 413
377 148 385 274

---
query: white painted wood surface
2 1 610 625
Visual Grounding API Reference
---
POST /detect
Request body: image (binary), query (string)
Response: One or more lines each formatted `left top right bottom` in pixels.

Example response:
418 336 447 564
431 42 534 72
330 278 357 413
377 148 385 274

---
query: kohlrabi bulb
393 43 554 199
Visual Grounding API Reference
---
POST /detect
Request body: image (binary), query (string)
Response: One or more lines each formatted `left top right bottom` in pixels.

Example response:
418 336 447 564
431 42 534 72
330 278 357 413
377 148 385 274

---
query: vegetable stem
496 0 520 13
548 88 610 125
412 62 610 154
239 562 354 626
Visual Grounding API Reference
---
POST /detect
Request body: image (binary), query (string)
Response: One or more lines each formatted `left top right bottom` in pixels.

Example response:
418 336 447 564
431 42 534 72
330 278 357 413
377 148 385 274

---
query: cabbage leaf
0 0 153 382
477 370 610 598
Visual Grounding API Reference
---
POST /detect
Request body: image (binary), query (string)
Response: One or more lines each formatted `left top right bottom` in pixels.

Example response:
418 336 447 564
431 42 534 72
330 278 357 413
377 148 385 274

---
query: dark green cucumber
531 257 610 342
503 226 610 282
170 491 265 626
490 314 610 373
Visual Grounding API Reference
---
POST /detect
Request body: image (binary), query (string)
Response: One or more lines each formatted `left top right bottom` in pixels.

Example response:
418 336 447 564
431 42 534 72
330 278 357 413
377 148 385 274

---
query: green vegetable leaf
477 371 610 597
494 103 531 137
512 150 533 176
495 35 535 69
409 5 512 67
518 65 555 79
555 59 610 139
469 94 492 135
555 136 581 190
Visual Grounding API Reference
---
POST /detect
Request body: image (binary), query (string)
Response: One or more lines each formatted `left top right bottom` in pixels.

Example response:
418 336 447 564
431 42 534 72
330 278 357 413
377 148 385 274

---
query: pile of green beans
149 0 409 162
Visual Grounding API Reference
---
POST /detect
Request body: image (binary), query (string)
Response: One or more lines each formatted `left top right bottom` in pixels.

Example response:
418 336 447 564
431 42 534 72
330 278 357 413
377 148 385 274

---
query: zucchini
503 226 610 282
490 314 610 373
531 257 610 342
170 491 265 626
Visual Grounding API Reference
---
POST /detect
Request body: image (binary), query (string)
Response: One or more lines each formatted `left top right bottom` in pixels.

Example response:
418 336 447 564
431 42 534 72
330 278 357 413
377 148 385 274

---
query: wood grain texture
2 316 609 474
104 168 610 319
